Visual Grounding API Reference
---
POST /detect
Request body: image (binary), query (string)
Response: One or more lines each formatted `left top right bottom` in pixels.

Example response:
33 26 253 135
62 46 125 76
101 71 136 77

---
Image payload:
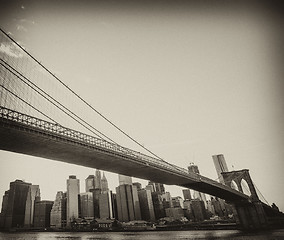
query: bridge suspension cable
0 27 166 163
0 59 119 143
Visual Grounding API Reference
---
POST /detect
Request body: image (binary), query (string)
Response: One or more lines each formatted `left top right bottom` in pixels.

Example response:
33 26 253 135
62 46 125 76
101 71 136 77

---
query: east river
1 230 284 240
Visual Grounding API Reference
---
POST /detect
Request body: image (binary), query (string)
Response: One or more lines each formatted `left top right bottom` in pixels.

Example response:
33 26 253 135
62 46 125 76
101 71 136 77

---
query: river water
1 230 284 240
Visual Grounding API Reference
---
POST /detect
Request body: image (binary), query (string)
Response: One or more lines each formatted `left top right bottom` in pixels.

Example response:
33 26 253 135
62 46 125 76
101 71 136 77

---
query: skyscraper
85 175 95 192
138 189 155 222
101 172 109 193
79 192 94 218
50 191 67 229
66 175 79 226
116 184 141 222
4 180 31 229
24 185 40 227
0 191 9 229
151 192 165 220
99 192 111 219
212 154 229 184
118 174 132 186
154 183 165 194
182 189 192 201
95 170 102 190
147 181 165 194
33 200 54 228
188 163 207 208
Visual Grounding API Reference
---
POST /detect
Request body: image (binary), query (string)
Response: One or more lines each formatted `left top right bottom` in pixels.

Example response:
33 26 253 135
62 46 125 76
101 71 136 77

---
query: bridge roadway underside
0 119 248 203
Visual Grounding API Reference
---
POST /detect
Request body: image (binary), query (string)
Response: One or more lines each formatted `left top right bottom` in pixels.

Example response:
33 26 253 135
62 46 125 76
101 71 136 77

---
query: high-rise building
154 183 165 194
172 196 184 208
118 174 132 186
66 175 79 226
4 180 31 229
33 200 54 228
116 184 140 222
145 184 155 192
24 185 40 227
151 192 165 220
183 200 194 220
212 154 229 184
99 192 111 219
133 182 142 191
101 173 109 193
188 163 207 208
92 188 101 219
95 170 102 190
147 181 165 194
79 192 94 218
110 191 117 219
132 185 141 220
182 189 192 201
85 175 95 192
138 189 155 222
50 191 67 229
191 199 207 222
0 190 10 229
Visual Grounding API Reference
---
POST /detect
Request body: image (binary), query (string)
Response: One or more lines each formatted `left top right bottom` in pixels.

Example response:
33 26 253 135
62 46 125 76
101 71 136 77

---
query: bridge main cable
0 27 166 163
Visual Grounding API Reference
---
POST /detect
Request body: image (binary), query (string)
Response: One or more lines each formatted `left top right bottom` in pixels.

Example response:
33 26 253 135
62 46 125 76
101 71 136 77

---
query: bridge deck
0 107 249 202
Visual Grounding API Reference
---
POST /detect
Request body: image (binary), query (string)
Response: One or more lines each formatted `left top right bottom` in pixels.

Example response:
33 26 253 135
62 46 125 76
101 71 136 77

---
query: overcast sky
0 1 283 211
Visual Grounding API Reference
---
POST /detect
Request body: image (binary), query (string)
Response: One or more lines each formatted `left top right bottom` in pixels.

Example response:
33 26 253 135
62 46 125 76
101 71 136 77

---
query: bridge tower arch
221 169 268 230
221 169 258 200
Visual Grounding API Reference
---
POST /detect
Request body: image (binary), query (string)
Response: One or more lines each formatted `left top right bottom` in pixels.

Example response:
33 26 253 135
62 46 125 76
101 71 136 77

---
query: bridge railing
0 106 189 176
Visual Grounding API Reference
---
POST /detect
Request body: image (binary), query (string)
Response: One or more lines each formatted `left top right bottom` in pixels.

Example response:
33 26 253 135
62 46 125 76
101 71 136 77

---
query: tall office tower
138 189 155 222
155 183 165 194
191 199 207 222
66 175 79 226
147 181 165 194
116 184 141 222
92 189 101 218
187 163 207 208
50 191 67 229
183 200 194 220
101 173 109 193
161 192 173 209
0 191 9 228
151 192 165 220
4 180 31 229
172 196 184 208
33 200 54 228
79 192 94 218
118 174 132 186
24 185 40 227
182 189 192 200
133 182 142 191
110 191 117 219
132 185 141 220
145 184 155 192
85 175 95 192
99 192 111 219
212 154 229 184
95 170 102 190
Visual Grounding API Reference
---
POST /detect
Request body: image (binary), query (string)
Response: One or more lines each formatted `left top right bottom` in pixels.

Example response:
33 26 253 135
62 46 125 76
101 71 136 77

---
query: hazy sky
0 1 283 211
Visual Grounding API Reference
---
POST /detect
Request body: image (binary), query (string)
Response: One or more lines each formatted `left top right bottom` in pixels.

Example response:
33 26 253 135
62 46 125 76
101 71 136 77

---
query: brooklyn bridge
0 28 283 230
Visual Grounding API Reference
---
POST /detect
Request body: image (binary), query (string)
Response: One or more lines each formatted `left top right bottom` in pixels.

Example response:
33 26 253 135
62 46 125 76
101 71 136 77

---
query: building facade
66 175 80 226
33 200 54 228
24 185 40 227
50 191 67 229
212 154 229 184
4 180 31 229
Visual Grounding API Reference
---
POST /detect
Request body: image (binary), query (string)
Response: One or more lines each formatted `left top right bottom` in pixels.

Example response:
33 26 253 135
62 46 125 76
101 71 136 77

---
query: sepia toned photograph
0 1 283 239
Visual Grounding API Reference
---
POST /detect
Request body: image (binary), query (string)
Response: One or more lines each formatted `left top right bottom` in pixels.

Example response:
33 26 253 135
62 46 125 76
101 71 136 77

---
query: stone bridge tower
221 169 268 230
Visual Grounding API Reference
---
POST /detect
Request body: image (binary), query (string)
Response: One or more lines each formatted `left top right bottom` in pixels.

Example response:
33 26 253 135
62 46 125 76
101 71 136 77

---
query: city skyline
0 0 283 213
